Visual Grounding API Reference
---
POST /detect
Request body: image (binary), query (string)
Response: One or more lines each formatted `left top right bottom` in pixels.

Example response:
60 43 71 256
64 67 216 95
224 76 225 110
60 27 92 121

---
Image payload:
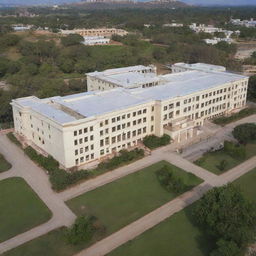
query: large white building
12 65 248 170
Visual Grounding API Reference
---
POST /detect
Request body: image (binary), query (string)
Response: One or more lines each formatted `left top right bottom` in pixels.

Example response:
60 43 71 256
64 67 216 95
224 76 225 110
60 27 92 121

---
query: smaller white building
204 37 234 45
171 62 226 73
163 23 183 28
12 25 32 32
231 18 256 28
83 36 110 45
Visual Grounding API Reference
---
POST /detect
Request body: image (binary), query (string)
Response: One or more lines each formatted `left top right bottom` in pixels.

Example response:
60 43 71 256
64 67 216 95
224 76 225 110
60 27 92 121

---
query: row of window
74 135 94 146
74 126 94 136
75 144 94 155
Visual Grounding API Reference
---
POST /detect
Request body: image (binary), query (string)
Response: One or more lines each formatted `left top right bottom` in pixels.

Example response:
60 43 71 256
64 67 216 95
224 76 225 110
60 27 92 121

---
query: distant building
204 37 234 45
60 28 128 38
231 18 256 28
163 23 183 28
12 64 248 169
171 62 226 73
12 24 32 32
83 36 110 45
189 23 236 38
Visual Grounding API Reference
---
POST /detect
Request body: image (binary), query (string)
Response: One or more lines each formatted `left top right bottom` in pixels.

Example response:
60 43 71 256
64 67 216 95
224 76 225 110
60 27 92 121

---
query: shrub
213 108 256 126
65 215 96 245
216 159 228 171
143 134 171 149
7 132 22 147
224 141 246 160
156 165 186 194
23 146 144 191
232 123 256 144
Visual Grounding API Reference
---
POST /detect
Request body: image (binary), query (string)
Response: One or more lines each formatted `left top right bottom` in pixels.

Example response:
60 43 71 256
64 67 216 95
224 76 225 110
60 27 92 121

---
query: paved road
74 156 256 256
0 135 76 254
182 114 256 161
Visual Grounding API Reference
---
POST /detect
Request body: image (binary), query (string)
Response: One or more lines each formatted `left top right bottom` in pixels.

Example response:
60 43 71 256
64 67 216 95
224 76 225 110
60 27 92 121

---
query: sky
183 0 256 6
1 0 256 6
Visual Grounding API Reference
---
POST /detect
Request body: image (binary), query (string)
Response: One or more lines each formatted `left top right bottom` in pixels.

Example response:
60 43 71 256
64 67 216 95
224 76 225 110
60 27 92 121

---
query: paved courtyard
0 114 256 255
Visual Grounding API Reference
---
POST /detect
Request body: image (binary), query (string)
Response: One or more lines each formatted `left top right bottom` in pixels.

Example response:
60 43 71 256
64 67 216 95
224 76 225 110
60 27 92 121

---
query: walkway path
0 135 76 254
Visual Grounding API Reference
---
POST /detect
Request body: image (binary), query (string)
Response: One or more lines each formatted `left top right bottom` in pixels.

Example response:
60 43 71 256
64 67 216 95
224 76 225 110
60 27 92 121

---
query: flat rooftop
12 70 247 125
87 65 157 88
173 62 226 72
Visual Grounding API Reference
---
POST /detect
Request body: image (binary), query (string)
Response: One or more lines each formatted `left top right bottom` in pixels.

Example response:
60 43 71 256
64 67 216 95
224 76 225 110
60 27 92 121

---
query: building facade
12 66 248 170
60 28 128 38
83 36 110 45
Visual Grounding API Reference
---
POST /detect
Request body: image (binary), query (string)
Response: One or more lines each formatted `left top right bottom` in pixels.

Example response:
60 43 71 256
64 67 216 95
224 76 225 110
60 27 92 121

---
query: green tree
65 216 95 245
232 123 256 144
210 239 240 256
61 34 84 47
193 184 256 252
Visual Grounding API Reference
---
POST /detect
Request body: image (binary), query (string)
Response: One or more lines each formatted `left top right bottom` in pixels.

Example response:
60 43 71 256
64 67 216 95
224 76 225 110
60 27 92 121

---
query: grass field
3 227 95 256
108 203 214 256
67 161 202 235
107 168 256 256
4 168 256 256
194 142 256 174
233 167 256 203
0 153 12 172
0 177 52 242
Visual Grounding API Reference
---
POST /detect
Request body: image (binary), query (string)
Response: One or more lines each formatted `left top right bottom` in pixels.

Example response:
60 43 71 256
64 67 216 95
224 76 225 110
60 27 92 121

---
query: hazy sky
1 0 256 6
183 0 256 5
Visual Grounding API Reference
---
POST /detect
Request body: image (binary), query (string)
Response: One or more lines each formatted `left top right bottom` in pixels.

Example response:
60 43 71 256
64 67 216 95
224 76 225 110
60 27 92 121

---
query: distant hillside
0 0 188 7
71 0 188 9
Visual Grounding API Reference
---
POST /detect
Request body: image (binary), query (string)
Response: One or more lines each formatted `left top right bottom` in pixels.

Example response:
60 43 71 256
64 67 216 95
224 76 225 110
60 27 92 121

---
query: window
84 128 88 133
100 150 104 155
84 137 88 143
100 130 103 136
122 115 126 119
80 148 83 154
74 131 77 136
133 112 136 117
90 126 93 132
176 102 180 107
79 129 82 135
79 138 83 144
75 149 78 155
112 127 116 132
112 117 116 123
90 135 94 140
143 109 147 114
74 140 78 146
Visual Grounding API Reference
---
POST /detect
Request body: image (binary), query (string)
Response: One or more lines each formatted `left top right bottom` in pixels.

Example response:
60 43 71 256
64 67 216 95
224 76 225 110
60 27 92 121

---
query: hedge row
143 134 171 149
213 108 256 126
23 145 144 191
7 132 22 147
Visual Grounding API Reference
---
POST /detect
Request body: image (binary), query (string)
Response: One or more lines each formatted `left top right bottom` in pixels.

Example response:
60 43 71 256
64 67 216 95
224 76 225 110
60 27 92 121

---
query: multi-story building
11 66 248 170
60 28 128 38
87 65 159 91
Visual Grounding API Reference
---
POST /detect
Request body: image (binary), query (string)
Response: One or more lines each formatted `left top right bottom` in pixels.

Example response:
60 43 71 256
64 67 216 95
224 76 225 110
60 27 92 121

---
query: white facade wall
12 76 248 170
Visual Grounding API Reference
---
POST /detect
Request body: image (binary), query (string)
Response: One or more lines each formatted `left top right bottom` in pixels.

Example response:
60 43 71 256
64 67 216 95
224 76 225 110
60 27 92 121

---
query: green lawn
0 153 12 172
3 227 100 256
233 167 256 203
108 203 214 256
0 177 52 242
107 168 256 256
194 142 256 175
67 161 202 235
